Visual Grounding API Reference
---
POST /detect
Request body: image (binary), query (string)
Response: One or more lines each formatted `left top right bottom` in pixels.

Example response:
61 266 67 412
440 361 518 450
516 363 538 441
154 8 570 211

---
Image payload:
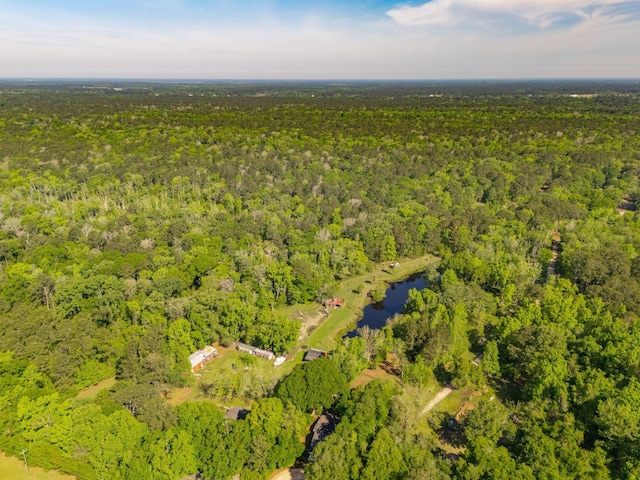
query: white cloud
386 0 640 28
0 2 639 79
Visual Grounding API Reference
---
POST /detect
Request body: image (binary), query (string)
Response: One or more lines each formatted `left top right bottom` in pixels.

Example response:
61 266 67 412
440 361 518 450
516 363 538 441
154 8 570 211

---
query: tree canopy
1 81 640 479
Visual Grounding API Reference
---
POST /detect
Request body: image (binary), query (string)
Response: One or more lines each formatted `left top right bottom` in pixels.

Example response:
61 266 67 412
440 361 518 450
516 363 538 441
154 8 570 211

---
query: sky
0 0 639 79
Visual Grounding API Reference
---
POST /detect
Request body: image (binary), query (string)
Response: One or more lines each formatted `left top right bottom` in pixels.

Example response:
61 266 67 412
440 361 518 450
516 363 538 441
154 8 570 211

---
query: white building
188 345 218 372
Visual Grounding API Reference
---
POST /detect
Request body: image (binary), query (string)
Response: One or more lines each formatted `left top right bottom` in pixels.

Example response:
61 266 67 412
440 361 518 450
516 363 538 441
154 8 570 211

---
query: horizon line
2 77 640 83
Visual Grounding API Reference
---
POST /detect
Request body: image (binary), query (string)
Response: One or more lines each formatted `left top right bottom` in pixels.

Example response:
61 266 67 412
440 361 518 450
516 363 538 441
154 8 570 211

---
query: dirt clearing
269 468 305 480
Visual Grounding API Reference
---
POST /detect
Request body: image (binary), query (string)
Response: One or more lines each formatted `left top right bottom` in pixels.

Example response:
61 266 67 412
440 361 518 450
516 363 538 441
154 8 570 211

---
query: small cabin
304 348 328 362
325 297 344 309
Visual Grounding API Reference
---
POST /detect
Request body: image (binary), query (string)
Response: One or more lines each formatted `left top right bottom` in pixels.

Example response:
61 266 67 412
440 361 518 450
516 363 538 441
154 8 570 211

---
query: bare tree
357 325 385 363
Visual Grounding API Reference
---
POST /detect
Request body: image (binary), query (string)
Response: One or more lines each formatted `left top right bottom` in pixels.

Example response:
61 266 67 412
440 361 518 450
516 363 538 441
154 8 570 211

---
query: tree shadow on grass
488 377 522 403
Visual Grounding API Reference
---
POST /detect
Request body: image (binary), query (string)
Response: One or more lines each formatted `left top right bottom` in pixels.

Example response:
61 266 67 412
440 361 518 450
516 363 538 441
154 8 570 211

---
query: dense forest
1 81 639 479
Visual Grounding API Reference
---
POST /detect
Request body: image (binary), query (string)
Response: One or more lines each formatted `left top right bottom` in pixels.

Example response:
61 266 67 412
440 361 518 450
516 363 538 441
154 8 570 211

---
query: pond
344 271 427 338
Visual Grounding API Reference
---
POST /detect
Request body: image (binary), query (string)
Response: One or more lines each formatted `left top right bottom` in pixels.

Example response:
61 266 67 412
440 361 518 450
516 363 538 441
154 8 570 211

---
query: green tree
361 428 407 480
482 340 500 376
275 357 348 413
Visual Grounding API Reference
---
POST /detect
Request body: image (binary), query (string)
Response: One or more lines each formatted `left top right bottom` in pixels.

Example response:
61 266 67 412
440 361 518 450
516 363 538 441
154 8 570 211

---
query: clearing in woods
303 254 438 352
75 376 116 400
350 366 401 389
173 254 438 405
268 468 306 480
421 387 454 415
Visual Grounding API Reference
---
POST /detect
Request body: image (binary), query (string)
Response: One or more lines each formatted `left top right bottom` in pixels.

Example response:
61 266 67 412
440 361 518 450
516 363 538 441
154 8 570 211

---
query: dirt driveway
269 468 305 480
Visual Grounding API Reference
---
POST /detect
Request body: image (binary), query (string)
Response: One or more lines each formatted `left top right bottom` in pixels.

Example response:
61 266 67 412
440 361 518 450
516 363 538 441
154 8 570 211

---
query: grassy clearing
350 366 401 389
173 254 438 405
174 347 300 406
279 302 323 323
166 387 194 406
75 376 116 400
202 349 297 387
431 387 475 416
0 453 76 480
173 255 438 405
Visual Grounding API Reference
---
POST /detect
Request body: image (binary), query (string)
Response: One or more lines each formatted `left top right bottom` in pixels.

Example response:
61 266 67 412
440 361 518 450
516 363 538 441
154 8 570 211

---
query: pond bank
344 271 427 338
301 254 439 352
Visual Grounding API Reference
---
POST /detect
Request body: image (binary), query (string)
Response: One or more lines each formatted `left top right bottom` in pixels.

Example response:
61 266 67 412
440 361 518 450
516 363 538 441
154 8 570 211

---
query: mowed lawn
183 347 299 405
0 453 76 480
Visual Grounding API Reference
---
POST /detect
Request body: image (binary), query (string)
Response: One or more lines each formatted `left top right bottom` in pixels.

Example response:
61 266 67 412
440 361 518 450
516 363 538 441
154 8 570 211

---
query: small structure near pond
324 297 344 309
303 348 327 362
188 345 217 372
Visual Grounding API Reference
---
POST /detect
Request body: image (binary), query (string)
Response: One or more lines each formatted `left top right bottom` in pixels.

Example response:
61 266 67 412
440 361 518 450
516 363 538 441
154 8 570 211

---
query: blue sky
1 0 639 79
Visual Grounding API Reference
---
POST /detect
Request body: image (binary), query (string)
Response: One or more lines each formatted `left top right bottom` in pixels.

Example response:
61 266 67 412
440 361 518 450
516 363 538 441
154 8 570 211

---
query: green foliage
74 409 149 479
75 360 115 389
177 401 250 480
306 433 362 480
122 429 197 480
245 397 308 477
597 378 640 443
505 324 569 404
482 341 500 376
176 397 307 480
2 83 640 479
309 380 401 480
401 356 434 387
247 312 300 355
275 357 348 413
331 337 369 382
463 399 512 446
456 436 535 480
361 428 407 480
